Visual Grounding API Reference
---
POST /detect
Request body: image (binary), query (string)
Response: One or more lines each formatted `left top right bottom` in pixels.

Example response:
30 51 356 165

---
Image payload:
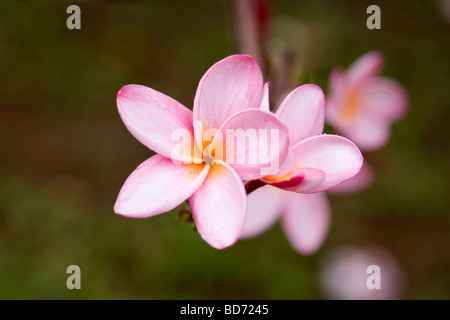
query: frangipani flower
320 246 405 300
241 83 364 254
114 54 290 249
326 51 408 151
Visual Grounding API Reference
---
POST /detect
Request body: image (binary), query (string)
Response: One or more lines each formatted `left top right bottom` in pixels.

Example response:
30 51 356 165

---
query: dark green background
0 0 448 299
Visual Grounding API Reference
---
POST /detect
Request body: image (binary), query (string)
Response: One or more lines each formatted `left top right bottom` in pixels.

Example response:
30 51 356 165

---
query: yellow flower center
340 90 361 119
264 169 296 183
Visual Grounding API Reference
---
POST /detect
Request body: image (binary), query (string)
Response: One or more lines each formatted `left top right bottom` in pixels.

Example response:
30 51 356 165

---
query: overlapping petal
276 84 325 145
281 192 331 255
193 54 263 147
263 167 325 193
259 82 271 112
210 109 290 180
291 135 363 193
272 147 295 178
114 154 209 218
189 161 247 249
240 185 286 239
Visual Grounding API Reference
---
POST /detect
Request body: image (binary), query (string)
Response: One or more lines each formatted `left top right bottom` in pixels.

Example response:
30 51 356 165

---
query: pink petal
281 192 331 255
291 135 363 193
259 82 271 112
328 161 374 194
346 51 384 88
193 54 263 144
210 109 290 180
117 84 195 162
114 155 209 218
240 185 286 239
335 115 391 151
329 67 346 97
276 84 325 145
359 77 408 121
272 147 295 178
189 161 247 249
263 167 325 193
326 68 346 123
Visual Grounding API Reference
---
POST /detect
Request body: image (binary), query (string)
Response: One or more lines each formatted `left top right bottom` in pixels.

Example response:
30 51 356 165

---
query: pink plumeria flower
326 51 408 151
114 55 291 250
241 83 363 254
320 246 405 300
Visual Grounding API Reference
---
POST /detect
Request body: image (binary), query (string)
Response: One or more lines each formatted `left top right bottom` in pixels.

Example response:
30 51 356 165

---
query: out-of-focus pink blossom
437 0 450 25
114 54 290 250
326 51 408 151
320 246 405 300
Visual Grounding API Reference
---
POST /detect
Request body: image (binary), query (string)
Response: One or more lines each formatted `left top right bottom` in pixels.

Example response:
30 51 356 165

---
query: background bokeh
0 0 449 299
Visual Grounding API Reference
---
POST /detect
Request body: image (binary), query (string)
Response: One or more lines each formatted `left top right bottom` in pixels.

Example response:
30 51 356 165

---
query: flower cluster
242 51 408 255
114 54 364 249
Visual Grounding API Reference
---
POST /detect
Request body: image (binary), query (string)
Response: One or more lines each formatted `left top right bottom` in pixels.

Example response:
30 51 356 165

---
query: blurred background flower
320 245 405 300
0 0 449 299
326 51 408 151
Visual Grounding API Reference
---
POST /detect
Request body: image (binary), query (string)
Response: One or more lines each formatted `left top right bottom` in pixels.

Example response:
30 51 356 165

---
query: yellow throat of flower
340 90 361 119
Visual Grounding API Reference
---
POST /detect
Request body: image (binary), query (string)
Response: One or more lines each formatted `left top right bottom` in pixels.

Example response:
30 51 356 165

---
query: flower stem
231 0 264 69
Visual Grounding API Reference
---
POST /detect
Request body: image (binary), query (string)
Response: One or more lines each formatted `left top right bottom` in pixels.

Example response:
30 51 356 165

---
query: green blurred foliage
0 0 449 299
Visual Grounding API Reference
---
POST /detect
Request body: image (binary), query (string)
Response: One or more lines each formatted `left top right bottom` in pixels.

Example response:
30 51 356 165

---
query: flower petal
210 109 290 180
193 54 263 145
326 68 346 122
189 161 247 249
263 167 326 193
329 67 346 97
276 84 325 145
114 155 209 218
272 147 295 178
335 115 391 151
347 51 384 88
281 192 331 255
117 84 195 162
360 77 408 121
240 185 286 239
291 135 363 193
259 82 271 112
328 161 374 194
